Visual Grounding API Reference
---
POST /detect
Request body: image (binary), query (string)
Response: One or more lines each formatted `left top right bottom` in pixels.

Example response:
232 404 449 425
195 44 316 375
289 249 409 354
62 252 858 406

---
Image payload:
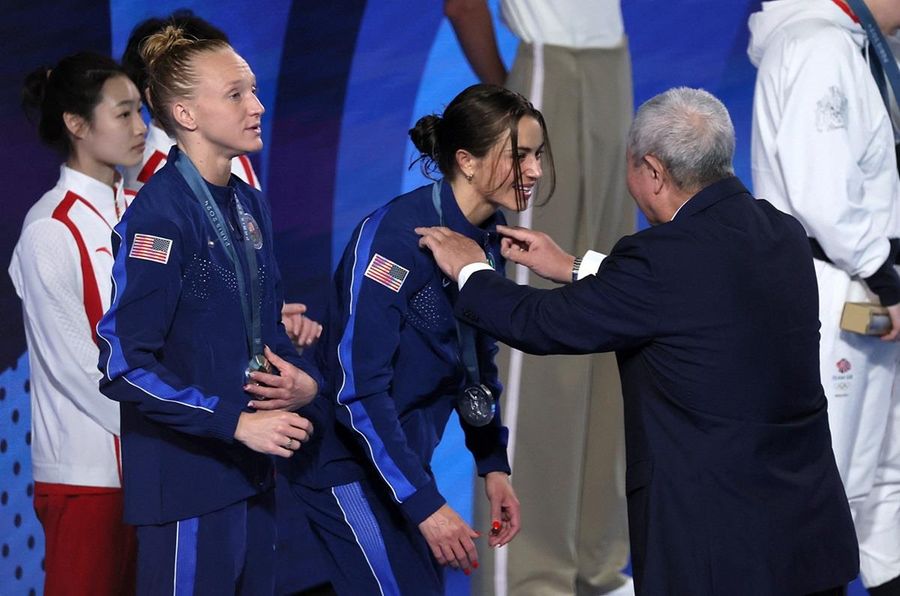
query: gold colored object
840 302 892 335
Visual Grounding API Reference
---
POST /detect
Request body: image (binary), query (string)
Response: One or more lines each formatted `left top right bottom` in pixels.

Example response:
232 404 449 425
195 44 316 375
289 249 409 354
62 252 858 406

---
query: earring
464 172 473 183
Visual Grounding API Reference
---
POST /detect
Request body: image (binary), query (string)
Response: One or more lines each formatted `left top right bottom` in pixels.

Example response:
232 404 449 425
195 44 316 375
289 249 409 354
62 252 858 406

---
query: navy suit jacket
455 177 858 595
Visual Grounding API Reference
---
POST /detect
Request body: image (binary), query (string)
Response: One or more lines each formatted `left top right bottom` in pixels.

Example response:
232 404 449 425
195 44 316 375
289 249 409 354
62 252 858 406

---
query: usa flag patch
364 253 409 292
129 233 173 264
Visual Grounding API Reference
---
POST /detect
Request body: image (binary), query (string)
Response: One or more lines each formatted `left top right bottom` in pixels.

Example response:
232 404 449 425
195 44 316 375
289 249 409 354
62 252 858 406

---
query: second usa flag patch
364 253 409 292
129 233 173 264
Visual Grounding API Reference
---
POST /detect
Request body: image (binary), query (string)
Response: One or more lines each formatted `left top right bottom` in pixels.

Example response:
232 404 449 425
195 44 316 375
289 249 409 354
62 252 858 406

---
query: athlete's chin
235 139 263 155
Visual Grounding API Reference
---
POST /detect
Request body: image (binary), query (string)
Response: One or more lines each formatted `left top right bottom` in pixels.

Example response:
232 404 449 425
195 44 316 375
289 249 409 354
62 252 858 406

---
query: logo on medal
242 212 264 250
456 383 496 427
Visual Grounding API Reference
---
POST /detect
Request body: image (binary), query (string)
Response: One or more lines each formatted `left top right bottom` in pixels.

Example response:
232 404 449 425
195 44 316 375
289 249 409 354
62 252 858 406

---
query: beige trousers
474 41 634 596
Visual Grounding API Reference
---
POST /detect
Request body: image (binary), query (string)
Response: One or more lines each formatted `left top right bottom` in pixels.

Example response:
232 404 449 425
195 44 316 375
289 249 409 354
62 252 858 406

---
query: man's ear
644 154 666 194
62 112 89 140
172 100 198 132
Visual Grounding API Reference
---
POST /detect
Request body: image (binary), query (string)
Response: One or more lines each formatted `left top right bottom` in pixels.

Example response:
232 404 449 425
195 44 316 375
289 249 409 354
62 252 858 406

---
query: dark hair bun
21 52 124 154
409 114 441 160
22 67 52 117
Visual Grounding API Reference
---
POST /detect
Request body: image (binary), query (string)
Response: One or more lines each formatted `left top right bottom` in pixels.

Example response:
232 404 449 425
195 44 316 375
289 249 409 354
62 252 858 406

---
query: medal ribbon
431 180 485 387
844 0 900 132
174 150 262 359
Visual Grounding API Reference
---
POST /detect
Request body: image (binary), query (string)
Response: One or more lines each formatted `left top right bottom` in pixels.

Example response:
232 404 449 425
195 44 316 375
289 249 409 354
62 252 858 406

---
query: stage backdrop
0 1 868 595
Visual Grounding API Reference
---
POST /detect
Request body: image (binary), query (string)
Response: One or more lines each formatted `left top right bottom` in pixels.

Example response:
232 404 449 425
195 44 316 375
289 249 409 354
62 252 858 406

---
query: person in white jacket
749 1 900 593
10 51 147 595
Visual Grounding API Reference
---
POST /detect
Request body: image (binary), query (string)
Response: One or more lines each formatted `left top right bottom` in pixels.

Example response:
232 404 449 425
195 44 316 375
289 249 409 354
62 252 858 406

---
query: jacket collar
147 121 174 153
57 164 125 217
437 178 501 241
673 176 750 220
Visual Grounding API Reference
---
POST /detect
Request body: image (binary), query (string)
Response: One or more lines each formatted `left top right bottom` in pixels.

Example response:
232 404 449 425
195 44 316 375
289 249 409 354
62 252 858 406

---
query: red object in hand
491 520 501 535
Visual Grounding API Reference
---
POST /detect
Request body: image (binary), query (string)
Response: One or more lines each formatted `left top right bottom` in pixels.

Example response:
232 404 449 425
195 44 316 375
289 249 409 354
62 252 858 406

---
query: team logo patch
815 86 847 132
129 233 173 264
836 358 851 374
364 253 409 292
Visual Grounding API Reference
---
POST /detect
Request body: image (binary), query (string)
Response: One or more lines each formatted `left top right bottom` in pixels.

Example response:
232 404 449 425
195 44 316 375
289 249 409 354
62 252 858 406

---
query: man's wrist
459 261 494 289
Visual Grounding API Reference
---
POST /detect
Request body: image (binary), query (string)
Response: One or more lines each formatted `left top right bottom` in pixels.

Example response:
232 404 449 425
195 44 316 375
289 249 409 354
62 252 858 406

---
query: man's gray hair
627 87 735 191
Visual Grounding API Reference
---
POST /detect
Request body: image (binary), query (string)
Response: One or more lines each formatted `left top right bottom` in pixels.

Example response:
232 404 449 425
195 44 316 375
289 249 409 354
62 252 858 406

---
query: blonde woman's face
189 48 265 159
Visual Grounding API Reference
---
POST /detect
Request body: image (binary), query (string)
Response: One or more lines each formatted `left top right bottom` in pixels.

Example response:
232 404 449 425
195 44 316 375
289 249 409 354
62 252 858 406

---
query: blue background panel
0 1 870 594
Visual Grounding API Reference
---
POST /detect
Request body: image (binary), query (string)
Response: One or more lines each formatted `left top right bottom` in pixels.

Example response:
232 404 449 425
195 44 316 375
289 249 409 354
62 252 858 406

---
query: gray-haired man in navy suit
417 87 859 596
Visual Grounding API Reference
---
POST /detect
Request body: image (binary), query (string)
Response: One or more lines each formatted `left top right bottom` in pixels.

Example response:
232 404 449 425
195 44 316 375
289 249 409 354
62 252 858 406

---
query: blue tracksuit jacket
294 181 511 524
97 147 321 525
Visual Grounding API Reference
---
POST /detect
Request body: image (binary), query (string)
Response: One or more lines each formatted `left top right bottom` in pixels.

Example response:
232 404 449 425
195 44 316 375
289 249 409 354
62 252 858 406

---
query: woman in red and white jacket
8 52 147 596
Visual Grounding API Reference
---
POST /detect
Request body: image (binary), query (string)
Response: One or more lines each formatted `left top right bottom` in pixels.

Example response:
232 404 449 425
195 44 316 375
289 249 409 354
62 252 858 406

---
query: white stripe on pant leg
173 521 180 596
496 40 545 596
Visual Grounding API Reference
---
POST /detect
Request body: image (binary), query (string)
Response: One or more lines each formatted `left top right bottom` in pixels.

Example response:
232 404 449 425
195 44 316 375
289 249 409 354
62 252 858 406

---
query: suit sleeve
769 32 899 302
455 236 660 355
332 215 445 524
97 211 244 442
11 219 119 435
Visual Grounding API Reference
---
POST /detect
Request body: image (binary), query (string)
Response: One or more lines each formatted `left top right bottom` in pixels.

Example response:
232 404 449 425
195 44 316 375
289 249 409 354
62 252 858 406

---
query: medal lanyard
845 0 900 119
431 180 486 386
175 151 262 358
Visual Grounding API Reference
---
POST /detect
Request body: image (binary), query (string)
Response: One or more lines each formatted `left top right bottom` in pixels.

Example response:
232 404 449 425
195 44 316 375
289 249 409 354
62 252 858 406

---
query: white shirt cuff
577 250 606 279
459 262 494 289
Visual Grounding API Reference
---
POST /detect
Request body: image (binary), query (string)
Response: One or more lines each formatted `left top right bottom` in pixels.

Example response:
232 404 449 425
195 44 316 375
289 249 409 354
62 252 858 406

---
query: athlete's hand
234 409 313 458
418 504 480 574
245 346 318 410
497 225 575 284
881 303 900 341
281 302 323 348
484 472 520 547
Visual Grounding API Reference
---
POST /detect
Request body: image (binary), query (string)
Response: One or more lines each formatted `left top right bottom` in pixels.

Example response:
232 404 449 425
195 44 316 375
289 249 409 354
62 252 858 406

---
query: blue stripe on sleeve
97 222 219 412
336 207 418 502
